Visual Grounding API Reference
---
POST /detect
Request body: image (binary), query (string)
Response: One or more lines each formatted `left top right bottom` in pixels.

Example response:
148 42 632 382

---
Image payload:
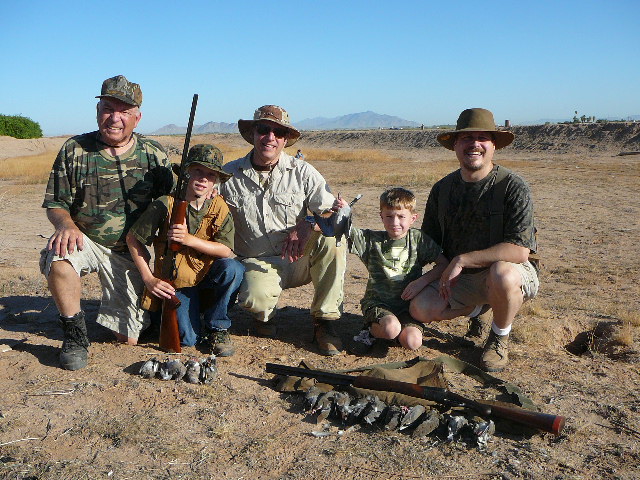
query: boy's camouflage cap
96 75 143 107
184 144 232 182
238 105 301 147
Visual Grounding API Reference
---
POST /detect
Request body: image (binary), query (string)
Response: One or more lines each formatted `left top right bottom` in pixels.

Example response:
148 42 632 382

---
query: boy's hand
144 276 176 300
331 193 348 212
168 222 191 246
401 277 427 301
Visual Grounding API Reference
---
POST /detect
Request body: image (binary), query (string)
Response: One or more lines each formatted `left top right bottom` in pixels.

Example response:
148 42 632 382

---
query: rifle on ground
265 363 566 435
158 93 199 353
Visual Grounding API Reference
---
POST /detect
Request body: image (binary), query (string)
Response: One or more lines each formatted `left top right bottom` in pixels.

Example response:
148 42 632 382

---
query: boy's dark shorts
363 306 426 335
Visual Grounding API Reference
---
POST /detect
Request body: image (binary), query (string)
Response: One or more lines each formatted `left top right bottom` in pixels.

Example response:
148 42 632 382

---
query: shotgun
265 363 566 435
158 93 199 353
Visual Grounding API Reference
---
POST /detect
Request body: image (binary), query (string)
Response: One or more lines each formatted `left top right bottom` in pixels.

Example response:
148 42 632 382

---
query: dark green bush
0 114 43 139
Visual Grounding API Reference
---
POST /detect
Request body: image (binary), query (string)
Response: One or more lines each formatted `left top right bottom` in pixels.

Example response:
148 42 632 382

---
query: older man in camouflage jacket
41 75 173 370
409 108 539 372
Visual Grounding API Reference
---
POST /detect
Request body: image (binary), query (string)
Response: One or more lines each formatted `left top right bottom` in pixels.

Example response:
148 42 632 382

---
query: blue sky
2 1 638 136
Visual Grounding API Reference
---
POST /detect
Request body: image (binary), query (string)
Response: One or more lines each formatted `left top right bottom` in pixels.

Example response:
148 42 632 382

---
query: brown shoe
463 307 491 348
481 330 509 372
314 319 342 356
254 320 276 338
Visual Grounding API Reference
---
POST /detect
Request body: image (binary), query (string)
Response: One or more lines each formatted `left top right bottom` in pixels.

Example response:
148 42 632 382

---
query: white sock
468 305 483 318
491 323 512 336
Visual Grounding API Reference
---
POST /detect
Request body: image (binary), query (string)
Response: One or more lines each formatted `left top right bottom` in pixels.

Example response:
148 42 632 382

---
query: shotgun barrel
265 363 565 435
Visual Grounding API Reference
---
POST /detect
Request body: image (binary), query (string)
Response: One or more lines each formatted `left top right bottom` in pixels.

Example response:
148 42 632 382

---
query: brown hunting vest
141 194 230 311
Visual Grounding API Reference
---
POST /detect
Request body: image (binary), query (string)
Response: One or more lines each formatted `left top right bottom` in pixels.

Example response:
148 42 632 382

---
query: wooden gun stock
265 363 566 436
159 294 182 353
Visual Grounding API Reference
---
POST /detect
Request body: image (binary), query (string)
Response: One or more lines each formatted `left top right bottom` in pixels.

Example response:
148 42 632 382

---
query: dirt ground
1 128 639 480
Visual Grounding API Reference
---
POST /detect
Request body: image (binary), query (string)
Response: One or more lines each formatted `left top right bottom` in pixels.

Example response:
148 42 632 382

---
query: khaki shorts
40 235 149 339
432 261 539 310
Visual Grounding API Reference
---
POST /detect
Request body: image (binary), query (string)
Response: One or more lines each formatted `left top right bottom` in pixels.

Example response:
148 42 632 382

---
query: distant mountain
296 111 420 130
149 121 237 135
148 111 420 135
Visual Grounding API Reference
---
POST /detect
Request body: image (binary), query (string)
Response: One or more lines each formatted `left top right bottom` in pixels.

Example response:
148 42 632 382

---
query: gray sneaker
59 311 90 370
208 330 235 357
481 330 510 372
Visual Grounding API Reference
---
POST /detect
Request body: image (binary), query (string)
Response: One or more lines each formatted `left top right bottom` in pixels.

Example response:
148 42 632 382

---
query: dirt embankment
300 122 640 154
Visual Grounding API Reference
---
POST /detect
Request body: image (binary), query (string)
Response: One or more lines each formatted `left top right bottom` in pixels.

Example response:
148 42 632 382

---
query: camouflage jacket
422 165 537 262
348 227 441 314
42 131 173 252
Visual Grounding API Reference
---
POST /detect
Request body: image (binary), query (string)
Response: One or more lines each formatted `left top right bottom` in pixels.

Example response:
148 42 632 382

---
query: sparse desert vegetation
1 126 639 479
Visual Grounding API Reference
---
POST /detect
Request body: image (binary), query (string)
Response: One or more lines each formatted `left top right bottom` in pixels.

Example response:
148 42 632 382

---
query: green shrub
0 114 43 139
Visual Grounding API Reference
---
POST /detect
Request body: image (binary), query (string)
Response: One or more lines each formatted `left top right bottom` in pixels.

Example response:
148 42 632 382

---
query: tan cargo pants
237 232 346 322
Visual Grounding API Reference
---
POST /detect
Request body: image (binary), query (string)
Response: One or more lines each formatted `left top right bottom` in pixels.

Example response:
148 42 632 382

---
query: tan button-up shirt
220 150 336 258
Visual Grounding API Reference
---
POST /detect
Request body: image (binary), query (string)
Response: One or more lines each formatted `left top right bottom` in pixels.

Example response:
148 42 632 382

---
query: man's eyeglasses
255 123 289 139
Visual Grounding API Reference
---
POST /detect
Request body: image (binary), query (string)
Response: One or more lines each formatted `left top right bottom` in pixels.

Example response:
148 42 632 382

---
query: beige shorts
433 261 539 310
40 235 150 339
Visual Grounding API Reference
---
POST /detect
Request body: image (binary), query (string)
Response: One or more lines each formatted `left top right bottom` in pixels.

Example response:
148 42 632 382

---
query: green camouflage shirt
348 227 441 314
43 132 173 251
422 165 537 262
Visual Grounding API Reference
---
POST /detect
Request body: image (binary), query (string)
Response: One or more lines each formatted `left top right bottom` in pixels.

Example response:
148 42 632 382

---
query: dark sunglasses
255 123 289 138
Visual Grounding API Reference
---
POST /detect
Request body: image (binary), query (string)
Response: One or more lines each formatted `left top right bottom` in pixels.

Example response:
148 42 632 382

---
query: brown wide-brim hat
238 105 301 147
437 108 514 150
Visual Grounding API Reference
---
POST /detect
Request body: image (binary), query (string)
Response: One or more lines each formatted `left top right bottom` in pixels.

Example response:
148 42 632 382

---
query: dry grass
0 151 56 184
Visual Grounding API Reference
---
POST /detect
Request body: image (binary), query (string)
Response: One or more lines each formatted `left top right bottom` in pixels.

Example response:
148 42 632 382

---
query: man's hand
438 259 463 302
144 276 176 300
281 220 313 262
46 209 84 257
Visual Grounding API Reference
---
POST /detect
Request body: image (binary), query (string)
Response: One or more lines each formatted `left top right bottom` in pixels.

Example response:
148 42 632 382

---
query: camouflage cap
96 75 143 107
238 105 301 147
437 108 514 150
183 144 232 182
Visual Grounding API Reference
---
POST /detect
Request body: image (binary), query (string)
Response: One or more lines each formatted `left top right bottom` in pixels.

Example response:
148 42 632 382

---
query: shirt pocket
272 193 302 227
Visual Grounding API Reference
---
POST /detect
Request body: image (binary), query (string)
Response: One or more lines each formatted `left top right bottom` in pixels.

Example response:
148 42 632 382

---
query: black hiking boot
59 311 90 370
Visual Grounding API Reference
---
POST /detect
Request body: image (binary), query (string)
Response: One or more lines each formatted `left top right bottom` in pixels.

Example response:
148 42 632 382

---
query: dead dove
362 396 388 425
332 391 353 424
199 355 218 384
346 395 371 426
383 405 405 431
446 415 469 442
303 386 323 413
398 404 427 431
312 391 337 425
471 418 495 449
139 358 160 379
184 359 201 384
412 409 442 438
165 359 187 380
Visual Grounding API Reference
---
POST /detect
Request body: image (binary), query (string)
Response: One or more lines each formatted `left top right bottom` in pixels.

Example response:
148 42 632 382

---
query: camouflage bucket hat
437 108 514 150
238 105 301 147
183 144 232 182
96 75 143 107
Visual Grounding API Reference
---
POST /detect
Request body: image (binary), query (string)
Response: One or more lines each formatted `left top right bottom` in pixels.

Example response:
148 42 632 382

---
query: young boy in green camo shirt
333 187 452 354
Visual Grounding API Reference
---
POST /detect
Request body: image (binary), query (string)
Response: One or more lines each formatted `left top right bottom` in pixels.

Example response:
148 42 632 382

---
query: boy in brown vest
127 144 244 356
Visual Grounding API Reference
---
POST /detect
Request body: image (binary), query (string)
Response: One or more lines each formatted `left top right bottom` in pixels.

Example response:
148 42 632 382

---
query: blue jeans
174 258 244 346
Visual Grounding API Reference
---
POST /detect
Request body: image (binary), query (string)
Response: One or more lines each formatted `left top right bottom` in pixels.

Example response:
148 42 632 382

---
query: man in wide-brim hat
220 105 346 356
409 108 539 372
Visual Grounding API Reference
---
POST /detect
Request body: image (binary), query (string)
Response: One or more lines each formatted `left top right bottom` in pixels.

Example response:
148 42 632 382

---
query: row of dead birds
138 355 217 384
303 386 495 447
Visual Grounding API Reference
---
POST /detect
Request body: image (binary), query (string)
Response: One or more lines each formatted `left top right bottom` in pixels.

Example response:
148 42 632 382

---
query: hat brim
96 94 141 107
238 119 301 147
437 128 514 150
173 162 232 183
